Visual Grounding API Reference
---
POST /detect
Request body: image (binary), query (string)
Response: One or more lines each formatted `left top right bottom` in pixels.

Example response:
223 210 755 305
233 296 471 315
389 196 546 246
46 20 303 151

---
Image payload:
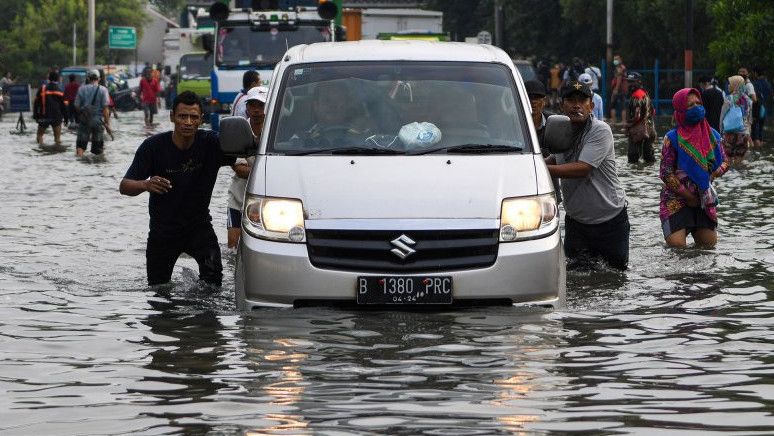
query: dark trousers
565 208 630 270
627 138 655 163
146 224 223 286
751 116 766 141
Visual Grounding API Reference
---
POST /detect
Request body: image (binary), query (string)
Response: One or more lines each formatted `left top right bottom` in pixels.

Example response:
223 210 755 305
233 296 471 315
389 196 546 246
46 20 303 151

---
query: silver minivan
222 40 565 309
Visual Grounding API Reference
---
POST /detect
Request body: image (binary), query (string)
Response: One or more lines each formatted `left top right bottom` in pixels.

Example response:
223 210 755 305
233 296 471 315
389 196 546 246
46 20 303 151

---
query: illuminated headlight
499 194 558 242
242 195 306 243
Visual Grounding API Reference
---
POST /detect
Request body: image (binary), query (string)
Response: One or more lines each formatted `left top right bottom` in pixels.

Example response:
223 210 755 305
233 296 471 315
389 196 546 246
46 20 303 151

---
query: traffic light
317 0 337 21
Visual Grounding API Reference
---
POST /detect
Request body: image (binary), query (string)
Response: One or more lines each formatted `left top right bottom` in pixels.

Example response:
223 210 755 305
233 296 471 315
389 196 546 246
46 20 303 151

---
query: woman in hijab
660 88 729 248
719 75 753 164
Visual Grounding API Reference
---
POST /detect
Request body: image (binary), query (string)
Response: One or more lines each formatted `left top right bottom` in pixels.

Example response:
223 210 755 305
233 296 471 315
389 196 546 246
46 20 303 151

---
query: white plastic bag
398 122 442 149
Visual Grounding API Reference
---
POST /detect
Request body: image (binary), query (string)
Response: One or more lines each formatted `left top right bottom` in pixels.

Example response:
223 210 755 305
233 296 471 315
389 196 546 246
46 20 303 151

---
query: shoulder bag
78 86 100 125
722 100 745 133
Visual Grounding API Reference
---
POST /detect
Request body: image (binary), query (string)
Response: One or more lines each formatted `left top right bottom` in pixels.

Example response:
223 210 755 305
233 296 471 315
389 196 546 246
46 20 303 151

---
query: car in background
222 40 565 310
512 59 537 82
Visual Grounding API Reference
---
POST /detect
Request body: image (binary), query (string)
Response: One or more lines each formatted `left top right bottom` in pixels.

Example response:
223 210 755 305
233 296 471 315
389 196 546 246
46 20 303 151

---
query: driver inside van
292 81 373 148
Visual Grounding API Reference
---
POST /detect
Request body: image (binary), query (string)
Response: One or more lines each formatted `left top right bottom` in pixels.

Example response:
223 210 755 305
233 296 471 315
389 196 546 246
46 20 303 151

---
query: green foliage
0 0 147 82
149 0 186 19
426 0 717 68
707 0 774 78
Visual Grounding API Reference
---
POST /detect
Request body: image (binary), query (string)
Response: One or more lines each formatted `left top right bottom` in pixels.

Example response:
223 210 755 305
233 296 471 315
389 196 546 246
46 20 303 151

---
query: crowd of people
535 56 771 166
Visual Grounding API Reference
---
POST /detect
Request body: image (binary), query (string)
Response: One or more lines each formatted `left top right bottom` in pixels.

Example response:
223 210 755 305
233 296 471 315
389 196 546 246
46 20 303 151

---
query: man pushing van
119 91 236 286
545 80 630 270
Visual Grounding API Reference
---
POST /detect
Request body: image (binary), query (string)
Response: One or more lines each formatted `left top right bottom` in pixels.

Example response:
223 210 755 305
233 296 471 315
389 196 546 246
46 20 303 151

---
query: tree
0 0 147 82
707 0 774 78
149 0 187 20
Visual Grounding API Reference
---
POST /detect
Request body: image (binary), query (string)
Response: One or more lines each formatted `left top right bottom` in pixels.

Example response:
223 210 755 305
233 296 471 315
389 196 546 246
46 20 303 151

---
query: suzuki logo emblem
390 234 416 259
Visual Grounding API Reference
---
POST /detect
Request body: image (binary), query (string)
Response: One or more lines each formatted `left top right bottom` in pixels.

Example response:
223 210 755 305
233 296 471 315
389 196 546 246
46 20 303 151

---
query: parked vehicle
512 59 537 82
220 40 565 309
204 1 341 130
342 8 444 41
177 52 212 120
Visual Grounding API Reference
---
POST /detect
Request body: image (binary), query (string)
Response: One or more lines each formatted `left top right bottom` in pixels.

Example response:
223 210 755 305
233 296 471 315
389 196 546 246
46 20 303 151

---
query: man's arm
119 178 149 196
546 161 593 179
120 177 172 196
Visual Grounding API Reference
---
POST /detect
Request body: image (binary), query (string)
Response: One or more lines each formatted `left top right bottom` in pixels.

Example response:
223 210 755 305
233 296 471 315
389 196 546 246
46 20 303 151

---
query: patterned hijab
727 75 750 115
672 88 712 157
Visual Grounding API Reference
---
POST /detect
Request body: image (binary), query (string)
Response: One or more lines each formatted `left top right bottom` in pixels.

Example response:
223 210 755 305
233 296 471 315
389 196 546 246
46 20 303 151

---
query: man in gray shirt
74 69 110 156
545 80 629 270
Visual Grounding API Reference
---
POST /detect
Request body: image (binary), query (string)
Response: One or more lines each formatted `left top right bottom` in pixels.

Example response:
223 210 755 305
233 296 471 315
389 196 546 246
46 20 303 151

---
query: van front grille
306 229 499 273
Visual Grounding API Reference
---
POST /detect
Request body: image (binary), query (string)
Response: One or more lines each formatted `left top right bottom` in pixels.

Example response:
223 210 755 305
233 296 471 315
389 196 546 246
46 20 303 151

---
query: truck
205 1 341 129
163 27 213 75
341 8 443 41
176 52 214 121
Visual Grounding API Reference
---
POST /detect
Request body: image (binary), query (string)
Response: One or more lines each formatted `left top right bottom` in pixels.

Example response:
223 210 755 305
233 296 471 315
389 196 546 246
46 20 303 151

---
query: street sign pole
108 26 137 72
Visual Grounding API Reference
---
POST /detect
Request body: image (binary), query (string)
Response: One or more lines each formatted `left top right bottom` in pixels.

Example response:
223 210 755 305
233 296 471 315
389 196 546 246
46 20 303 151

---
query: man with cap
227 86 267 248
119 91 237 286
74 69 110 157
545 80 629 270
578 73 604 120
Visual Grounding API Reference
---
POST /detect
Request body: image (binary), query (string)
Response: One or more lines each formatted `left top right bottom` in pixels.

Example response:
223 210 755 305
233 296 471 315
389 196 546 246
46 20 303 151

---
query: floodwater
1 111 772 435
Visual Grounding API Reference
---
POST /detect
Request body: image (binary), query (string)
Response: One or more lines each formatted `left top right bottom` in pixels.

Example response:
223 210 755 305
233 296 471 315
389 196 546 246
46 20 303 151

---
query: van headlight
499 194 558 242
242 195 306 243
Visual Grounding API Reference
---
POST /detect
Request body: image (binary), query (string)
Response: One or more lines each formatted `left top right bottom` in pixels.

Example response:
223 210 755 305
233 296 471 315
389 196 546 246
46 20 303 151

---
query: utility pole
606 0 613 65
685 0 694 88
494 0 503 49
88 0 95 66
73 24 77 65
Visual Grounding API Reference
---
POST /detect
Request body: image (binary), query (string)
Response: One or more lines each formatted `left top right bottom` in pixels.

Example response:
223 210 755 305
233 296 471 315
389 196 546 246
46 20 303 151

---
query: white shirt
231 90 248 118
585 66 602 91
592 92 604 120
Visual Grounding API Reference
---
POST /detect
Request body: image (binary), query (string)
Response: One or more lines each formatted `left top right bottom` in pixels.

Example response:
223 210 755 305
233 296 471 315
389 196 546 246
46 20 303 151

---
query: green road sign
108 26 136 49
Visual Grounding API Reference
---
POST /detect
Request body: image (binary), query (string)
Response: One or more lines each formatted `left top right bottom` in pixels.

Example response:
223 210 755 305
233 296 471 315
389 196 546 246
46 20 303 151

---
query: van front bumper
235 230 564 309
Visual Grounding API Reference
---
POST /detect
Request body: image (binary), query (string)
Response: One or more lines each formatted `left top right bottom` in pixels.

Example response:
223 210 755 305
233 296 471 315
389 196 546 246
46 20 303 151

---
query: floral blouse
659 133 729 222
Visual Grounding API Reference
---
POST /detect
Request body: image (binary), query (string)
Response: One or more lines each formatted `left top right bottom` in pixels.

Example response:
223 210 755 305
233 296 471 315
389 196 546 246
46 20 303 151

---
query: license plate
357 276 453 304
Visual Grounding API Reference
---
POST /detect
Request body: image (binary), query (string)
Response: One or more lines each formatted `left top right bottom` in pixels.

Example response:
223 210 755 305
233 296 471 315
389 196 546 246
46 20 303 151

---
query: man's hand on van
546 161 593 179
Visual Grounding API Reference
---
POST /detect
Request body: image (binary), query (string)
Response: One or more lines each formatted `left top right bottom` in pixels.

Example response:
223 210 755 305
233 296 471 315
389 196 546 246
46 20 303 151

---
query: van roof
284 40 512 65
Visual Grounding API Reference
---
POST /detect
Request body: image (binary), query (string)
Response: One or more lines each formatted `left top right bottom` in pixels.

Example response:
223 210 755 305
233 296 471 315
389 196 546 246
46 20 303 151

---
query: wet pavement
1 110 773 435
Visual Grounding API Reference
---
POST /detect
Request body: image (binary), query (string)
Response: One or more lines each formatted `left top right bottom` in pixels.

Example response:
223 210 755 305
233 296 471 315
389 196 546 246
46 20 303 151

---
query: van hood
263 155 537 220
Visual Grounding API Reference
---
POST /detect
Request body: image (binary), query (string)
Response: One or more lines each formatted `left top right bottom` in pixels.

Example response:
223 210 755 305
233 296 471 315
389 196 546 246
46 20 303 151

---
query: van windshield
216 26 330 68
268 62 531 155
180 54 211 80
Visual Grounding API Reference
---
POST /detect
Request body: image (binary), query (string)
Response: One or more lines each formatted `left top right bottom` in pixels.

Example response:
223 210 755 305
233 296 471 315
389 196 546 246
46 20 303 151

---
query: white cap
245 86 268 104
88 69 100 79
578 73 593 85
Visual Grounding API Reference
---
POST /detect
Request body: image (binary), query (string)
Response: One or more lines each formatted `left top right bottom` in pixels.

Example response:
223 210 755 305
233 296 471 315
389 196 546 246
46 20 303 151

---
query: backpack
78 86 101 126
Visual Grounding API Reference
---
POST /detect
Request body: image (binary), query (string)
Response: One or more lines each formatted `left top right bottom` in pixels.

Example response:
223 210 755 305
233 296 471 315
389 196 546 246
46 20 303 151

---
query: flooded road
1 111 773 434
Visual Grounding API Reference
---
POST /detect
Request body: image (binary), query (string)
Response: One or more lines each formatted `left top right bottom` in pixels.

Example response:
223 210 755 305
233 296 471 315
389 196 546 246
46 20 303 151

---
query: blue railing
599 59 713 115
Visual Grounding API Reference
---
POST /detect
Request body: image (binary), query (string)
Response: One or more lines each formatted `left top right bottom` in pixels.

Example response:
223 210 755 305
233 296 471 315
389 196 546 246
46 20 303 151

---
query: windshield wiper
410 144 524 155
285 147 404 156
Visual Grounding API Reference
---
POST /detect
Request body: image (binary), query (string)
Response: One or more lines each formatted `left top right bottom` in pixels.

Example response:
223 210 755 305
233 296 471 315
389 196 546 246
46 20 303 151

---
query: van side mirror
219 116 256 157
201 34 214 53
543 115 574 154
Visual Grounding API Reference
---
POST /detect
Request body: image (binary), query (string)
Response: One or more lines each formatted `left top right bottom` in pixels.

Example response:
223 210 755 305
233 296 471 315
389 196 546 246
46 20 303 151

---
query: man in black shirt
119 91 237 286
698 76 724 132
33 71 67 146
